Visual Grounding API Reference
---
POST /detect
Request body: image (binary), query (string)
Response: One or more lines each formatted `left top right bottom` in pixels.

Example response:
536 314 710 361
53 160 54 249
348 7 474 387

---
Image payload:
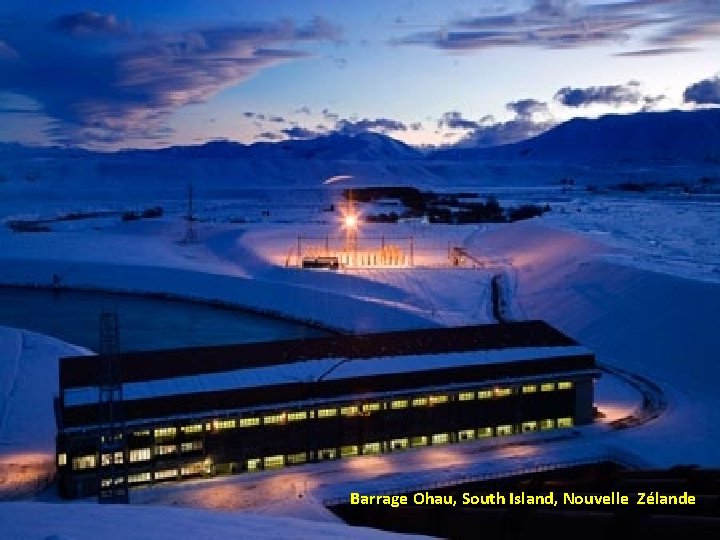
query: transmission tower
97 311 128 503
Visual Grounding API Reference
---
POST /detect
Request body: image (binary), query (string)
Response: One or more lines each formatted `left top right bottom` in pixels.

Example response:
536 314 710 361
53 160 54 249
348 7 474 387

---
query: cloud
684 76 720 105
257 131 282 140
295 106 311 114
506 99 549 119
50 11 129 36
0 40 19 60
269 115 285 123
554 81 663 108
336 117 407 134
409 121 422 131
282 126 321 139
0 14 341 146
396 0 720 54
614 46 697 57
322 108 339 122
438 111 481 130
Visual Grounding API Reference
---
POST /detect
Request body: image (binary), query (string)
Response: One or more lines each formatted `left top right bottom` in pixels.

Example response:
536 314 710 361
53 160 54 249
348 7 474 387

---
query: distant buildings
56 321 599 498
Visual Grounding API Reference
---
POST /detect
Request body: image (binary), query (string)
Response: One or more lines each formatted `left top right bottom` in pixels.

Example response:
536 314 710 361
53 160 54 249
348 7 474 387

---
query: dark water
1 287 328 352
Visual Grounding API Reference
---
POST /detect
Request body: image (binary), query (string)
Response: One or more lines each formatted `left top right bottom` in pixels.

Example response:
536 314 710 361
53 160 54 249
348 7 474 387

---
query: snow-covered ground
0 185 719 534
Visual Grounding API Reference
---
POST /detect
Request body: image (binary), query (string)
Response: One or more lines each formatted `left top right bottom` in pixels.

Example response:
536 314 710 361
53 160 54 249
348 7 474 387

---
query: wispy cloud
0 14 341 146
555 81 658 107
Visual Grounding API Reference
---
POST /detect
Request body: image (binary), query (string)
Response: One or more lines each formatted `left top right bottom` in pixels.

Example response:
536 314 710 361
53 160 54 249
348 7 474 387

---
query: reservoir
0 287 329 352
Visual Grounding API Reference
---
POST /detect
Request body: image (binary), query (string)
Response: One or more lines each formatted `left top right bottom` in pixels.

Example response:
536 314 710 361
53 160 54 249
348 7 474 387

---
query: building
55 321 599 498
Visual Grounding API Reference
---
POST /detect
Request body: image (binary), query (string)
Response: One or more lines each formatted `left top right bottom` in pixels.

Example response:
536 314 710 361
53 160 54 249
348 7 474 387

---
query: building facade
56 321 599 498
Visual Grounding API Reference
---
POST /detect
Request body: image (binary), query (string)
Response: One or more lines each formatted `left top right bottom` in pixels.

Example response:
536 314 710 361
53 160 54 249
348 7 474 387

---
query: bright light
344 214 358 230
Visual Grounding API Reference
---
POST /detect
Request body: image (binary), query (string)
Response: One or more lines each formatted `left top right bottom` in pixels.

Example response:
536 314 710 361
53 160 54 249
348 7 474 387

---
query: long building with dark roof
55 321 600 498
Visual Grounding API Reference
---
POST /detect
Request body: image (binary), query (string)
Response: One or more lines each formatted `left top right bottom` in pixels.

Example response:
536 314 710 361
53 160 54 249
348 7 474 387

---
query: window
494 387 513 398
213 419 236 430
458 429 475 441
72 455 95 470
263 413 285 425
557 417 574 428
541 382 556 392
391 399 408 409
317 448 336 460
522 384 537 394
363 442 381 454
558 381 574 390
155 469 178 480
429 395 448 405
522 421 538 433
431 433 449 445
340 405 359 416
239 417 260 428
181 424 203 434
410 436 428 447
180 440 203 453
390 438 409 451
411 397 428 407
129 448 151 463
154 427 177 439
246 458 261 471
496 425 514 436
57 453 67 467
539 419 555 430
477 427 493 438
128 472 151 484
155 444 177 456
264 455 284 469
133 430 150 437
287 452 307 465
317 408 337 418
477 389 493 399
340 445 359 457
181 462 204 476
101 451 123 466
362 402 381 413
287 411 307 422
458 391 475 401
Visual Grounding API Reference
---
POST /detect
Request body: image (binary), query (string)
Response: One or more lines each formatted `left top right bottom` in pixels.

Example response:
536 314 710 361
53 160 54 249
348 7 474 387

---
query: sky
1 0 720 150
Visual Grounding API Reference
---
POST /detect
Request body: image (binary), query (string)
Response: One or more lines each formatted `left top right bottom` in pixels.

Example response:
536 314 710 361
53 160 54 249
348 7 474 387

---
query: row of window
127 380 575 440
64 417 575 471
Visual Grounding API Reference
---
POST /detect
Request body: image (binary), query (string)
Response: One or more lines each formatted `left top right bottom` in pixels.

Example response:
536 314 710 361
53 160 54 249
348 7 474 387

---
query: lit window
521 421 538 433
133 430 150 437
429 395 448 405
238 417 260 428
391 399 408 409
411 397 428 407
558 381 574 390
362 403 381 413
540 382 556 392
213 419 236 430
539 419 555 430
128 472 151 484
522 384 537 394
155 444 177 456
317 448 337 460
340 445 359 457
496 425 514 436
72 455 95 470
154 427 177 439
246 458 261 471
477 427 493 438
180 440 203 452
410 436 428 447
101 452 123 466
458 391 475 401
363 442 381 454
155 469 178 480
477 389 493 399
264 455 284 469
287 452 307 464
557 417 574 428
340 405 359 416
129 448 151 462
263 413 285 425
57 453 67 466
181 424 203 434
458 429 475 441
287 411 307 422
390 438 409 451
317 408 337 418
494 387 513 397
181 462 204 476
432 433 449 445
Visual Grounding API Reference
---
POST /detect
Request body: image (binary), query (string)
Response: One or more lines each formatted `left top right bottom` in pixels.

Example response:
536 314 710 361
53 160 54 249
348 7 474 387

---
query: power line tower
181 182 198 244
97 311 128 504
